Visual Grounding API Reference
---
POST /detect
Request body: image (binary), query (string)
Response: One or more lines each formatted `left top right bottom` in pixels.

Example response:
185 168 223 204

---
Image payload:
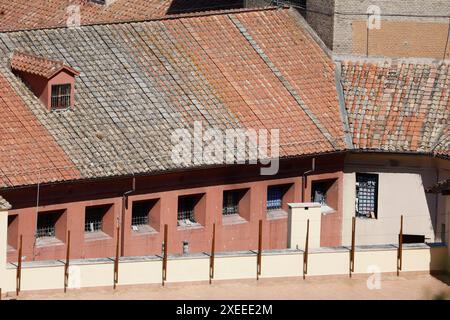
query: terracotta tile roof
10 50 79 78
0 0 250 32
0 8 346 187
0 195 11 210
340 59 450 157
0 0 170 31
0 70 81 187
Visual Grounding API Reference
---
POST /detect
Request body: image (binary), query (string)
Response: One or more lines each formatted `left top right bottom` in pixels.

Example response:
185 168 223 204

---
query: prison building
0 7 448 263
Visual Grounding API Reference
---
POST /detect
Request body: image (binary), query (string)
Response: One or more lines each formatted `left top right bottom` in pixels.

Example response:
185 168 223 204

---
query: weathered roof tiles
10 50 80 78
0 195 11 210
340 59 450 157
0 8 346 188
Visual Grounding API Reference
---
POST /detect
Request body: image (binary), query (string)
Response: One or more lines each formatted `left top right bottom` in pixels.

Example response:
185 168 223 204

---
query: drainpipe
120 175 136 256
302 158 316 203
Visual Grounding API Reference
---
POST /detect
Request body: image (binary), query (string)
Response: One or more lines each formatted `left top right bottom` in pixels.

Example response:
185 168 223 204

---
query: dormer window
10 50 79 111
51 84 71 110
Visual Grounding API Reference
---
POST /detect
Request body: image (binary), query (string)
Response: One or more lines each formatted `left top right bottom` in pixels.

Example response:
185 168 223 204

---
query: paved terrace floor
9 273 450 300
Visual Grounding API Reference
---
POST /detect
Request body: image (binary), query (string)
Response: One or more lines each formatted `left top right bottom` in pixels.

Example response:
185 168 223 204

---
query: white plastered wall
342 154 450 246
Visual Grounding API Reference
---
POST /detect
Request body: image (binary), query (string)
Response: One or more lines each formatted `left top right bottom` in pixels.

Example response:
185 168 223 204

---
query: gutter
120 175 136 256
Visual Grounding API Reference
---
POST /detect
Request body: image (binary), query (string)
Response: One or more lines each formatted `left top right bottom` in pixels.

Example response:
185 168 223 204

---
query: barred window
355 173 378 219
132 201 151 227
51 84 71 110
222 190 240 216
36 212 57 238
312 182 328 205
267 186 282 211
178 196 196 223
85 206 106 233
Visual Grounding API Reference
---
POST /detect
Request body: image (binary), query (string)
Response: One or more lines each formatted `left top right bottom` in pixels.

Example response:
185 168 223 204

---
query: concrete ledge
288 202 321 209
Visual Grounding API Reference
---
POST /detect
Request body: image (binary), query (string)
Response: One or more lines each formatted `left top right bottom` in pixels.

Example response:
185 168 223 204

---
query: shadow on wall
166 0 245 15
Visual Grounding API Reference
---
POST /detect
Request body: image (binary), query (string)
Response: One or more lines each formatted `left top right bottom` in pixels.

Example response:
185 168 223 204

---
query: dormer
10 51 80 111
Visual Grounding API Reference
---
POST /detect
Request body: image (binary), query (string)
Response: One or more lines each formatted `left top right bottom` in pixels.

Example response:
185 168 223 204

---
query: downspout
120 175 136 256
302 157 316 202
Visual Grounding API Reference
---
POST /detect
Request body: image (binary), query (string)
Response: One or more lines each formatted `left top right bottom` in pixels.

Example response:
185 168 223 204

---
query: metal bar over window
267 186 282 211
51 84 71 109
85 207 105 233
222 190 239 215
355 173 378 218
36 214 56 238
178 197 196 223
131 202 150 227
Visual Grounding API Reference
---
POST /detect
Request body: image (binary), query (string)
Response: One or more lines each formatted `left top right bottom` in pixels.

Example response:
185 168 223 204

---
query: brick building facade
303 0 450 59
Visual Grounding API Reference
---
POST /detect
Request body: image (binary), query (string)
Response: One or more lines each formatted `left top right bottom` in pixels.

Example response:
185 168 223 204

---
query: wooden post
64 230 71 293
397 215 403 276
16 235 22 296
256 220 263 280
162 224 168 286
209 223 216 284
303 219 309 280
349 217 356 278
113 226 120 289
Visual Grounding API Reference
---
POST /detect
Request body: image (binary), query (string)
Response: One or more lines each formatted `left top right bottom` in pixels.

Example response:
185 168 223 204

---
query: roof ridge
334 54 450 66
10 50 80 78
0 6 281 34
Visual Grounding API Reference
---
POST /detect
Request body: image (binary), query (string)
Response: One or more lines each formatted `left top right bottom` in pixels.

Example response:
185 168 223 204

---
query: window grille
178 197 196 223
267 186 282 211
85 207 105 233
355 173 378 218
312 182 328 205
36 213 56 238
222 191 240 216
51 84 71 109
132 202 151 227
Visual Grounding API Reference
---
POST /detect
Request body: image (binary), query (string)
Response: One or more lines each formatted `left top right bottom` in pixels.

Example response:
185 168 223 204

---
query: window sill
36 237 64 248
267 209 288 220
356 216 377 220
222 214 247 226
84 231 111 242
177 224 204 231
132 225 158 236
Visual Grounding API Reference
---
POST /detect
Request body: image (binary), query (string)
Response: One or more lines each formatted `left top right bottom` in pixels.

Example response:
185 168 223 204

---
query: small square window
222 190 240 216
178 196 197 224
51 84 71 110
85 205 108 233
36 211 61 239
131 199 159 233
267 186 283 211
355 173 379 219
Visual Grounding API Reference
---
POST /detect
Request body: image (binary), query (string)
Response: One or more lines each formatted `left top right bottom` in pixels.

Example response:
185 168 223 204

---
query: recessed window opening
51 84 71 110
85 205 108 233
355 173 379 219
178 196 196 224
222 190 240 216
267 186 283 211
36 212 58 238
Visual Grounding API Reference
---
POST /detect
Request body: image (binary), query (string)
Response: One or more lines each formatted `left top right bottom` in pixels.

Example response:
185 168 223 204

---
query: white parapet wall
287 203 322 250
0 199 448 295
0 244 447 294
